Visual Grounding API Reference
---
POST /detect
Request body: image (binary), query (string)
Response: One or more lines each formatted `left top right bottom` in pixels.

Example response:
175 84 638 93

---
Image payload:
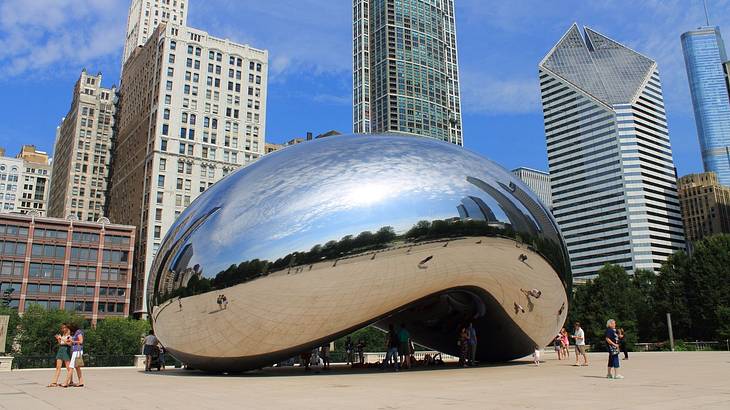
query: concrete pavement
0 352 728 409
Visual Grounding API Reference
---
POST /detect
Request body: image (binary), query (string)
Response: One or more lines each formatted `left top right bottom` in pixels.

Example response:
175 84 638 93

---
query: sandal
74 384 84 388
47 383 58 387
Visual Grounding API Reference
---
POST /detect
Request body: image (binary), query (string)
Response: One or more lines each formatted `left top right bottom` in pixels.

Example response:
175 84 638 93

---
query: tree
334 326 387 353
85 318 150 356
682 235 730 339
16 305 86 356
632 269 658 341
0 307 20 353
653 251 691 340
568 264 638 350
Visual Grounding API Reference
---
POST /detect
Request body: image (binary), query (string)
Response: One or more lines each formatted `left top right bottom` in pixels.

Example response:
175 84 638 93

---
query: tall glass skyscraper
681 26 730 186
539 24 686 279
353 0 463 145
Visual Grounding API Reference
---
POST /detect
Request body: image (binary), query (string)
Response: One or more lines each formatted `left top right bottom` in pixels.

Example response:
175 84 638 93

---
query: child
533 347 541 366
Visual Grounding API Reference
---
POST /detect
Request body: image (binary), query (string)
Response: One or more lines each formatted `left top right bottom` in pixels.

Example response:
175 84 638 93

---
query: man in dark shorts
398 323 411 369
605 319 623 379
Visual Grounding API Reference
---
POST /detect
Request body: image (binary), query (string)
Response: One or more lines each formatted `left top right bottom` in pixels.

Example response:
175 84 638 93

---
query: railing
635 340 729 352
11 354 182 369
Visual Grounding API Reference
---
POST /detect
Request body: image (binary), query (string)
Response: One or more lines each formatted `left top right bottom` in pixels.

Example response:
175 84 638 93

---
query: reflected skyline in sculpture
148 134 571 372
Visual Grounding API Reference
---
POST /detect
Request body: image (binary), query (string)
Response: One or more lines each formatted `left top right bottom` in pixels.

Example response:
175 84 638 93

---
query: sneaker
614 375 624 379
606 374 613 379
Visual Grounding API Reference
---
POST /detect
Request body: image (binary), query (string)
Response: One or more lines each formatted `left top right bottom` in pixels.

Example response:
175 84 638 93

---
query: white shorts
69 350 83 369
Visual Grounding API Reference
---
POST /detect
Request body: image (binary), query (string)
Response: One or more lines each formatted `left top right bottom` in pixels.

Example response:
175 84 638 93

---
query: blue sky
0 0 728 176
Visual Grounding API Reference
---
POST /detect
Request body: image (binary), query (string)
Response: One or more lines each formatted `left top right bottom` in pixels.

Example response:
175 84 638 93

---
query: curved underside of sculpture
148 135 571 372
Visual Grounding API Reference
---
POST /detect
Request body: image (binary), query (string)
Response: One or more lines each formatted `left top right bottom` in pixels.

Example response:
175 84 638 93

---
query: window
154 226 161 239
156 192 164 204
157 175 165 188
159 158 167 171
161 139 168 151
162 124 169 135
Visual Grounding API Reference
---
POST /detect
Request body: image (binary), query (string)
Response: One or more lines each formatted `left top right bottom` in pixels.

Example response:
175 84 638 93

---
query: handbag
75 354 85 367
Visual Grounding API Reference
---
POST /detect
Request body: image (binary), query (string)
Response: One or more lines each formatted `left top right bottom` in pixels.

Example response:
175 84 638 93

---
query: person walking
398 323 411 369
216 295 223 310
605 319 624 379
48 324 72 387
384 324 400 371
572 322 588 366
458 326 469 367
64 323 85 387
221 294 228 310
467 322 478 367
618 328 629 360
143 330 160 372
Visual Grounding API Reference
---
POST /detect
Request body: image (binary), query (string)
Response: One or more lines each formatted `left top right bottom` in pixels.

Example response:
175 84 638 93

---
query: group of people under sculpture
47 323 85 388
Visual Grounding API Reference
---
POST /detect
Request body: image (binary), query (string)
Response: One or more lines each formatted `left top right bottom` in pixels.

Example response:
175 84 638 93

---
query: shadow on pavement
140 360 535 378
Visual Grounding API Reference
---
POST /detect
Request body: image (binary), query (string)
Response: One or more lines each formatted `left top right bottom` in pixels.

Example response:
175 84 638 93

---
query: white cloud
460 70 540 115
0 0 125 79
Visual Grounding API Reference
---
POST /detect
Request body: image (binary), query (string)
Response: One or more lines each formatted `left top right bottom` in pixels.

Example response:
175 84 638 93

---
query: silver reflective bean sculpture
148 134 570 371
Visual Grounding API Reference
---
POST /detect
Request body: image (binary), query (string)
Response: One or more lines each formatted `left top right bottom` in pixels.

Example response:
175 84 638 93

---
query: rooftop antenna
703 0 711 26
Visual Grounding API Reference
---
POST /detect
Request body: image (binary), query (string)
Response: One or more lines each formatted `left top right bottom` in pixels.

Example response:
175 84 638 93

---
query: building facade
353 0 463 145
539 25 686 278
681 26 730 186
512 167 552 208
15 146 52 217
677 172 730 242
122 0 189 68
0 213 134 324
109 23 268 314
49 70 117 222
0 155 23 213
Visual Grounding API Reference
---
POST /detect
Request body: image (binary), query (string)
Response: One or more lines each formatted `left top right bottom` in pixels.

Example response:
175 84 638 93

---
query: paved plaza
0 352 728 409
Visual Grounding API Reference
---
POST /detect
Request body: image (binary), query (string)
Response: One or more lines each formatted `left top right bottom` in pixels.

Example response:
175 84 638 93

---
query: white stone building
109 22 268 314
0 155 23 213
49 70 117 222
122 0 188 69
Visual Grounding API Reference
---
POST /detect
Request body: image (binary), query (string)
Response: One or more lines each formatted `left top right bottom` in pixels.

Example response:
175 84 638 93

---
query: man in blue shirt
605 319 623 379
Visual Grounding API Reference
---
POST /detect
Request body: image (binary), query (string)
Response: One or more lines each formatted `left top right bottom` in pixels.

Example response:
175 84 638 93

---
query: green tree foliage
570 234 730 344
85 318 150 356
568 264 638 350
0 307 20 353
16 305 86 356
334 326 387 352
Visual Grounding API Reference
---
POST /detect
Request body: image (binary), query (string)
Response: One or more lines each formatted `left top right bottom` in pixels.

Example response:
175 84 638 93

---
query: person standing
48 324 72 387
618 328 629 360
384 324 400 371
221 295 228 310
356 338 366 365
345 336 354 365
554 334 563 360
143 330 160 372
605 319 623 379
320 343 330 370
216 295 222 310
458 326 469 367
65 324 85 387
398 323 411 369
467 322 478 366
572 322 588 366
561 328 570 360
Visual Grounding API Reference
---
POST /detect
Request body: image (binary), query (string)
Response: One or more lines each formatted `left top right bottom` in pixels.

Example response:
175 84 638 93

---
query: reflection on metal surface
148 134 571 372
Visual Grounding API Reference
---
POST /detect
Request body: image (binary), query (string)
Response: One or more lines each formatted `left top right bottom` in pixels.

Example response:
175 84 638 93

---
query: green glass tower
353 0 463 145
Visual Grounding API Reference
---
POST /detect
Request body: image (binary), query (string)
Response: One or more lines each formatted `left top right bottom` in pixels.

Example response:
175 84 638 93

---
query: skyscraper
539 24 685 279
677 171 730 242
681 26 730 186
512 167 552 208
109 22 268 315
49 70 117 222
353 0 463 145
122 0 189 68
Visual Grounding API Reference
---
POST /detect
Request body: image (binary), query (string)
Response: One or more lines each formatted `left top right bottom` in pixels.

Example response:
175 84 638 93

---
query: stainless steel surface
148 134 571 371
